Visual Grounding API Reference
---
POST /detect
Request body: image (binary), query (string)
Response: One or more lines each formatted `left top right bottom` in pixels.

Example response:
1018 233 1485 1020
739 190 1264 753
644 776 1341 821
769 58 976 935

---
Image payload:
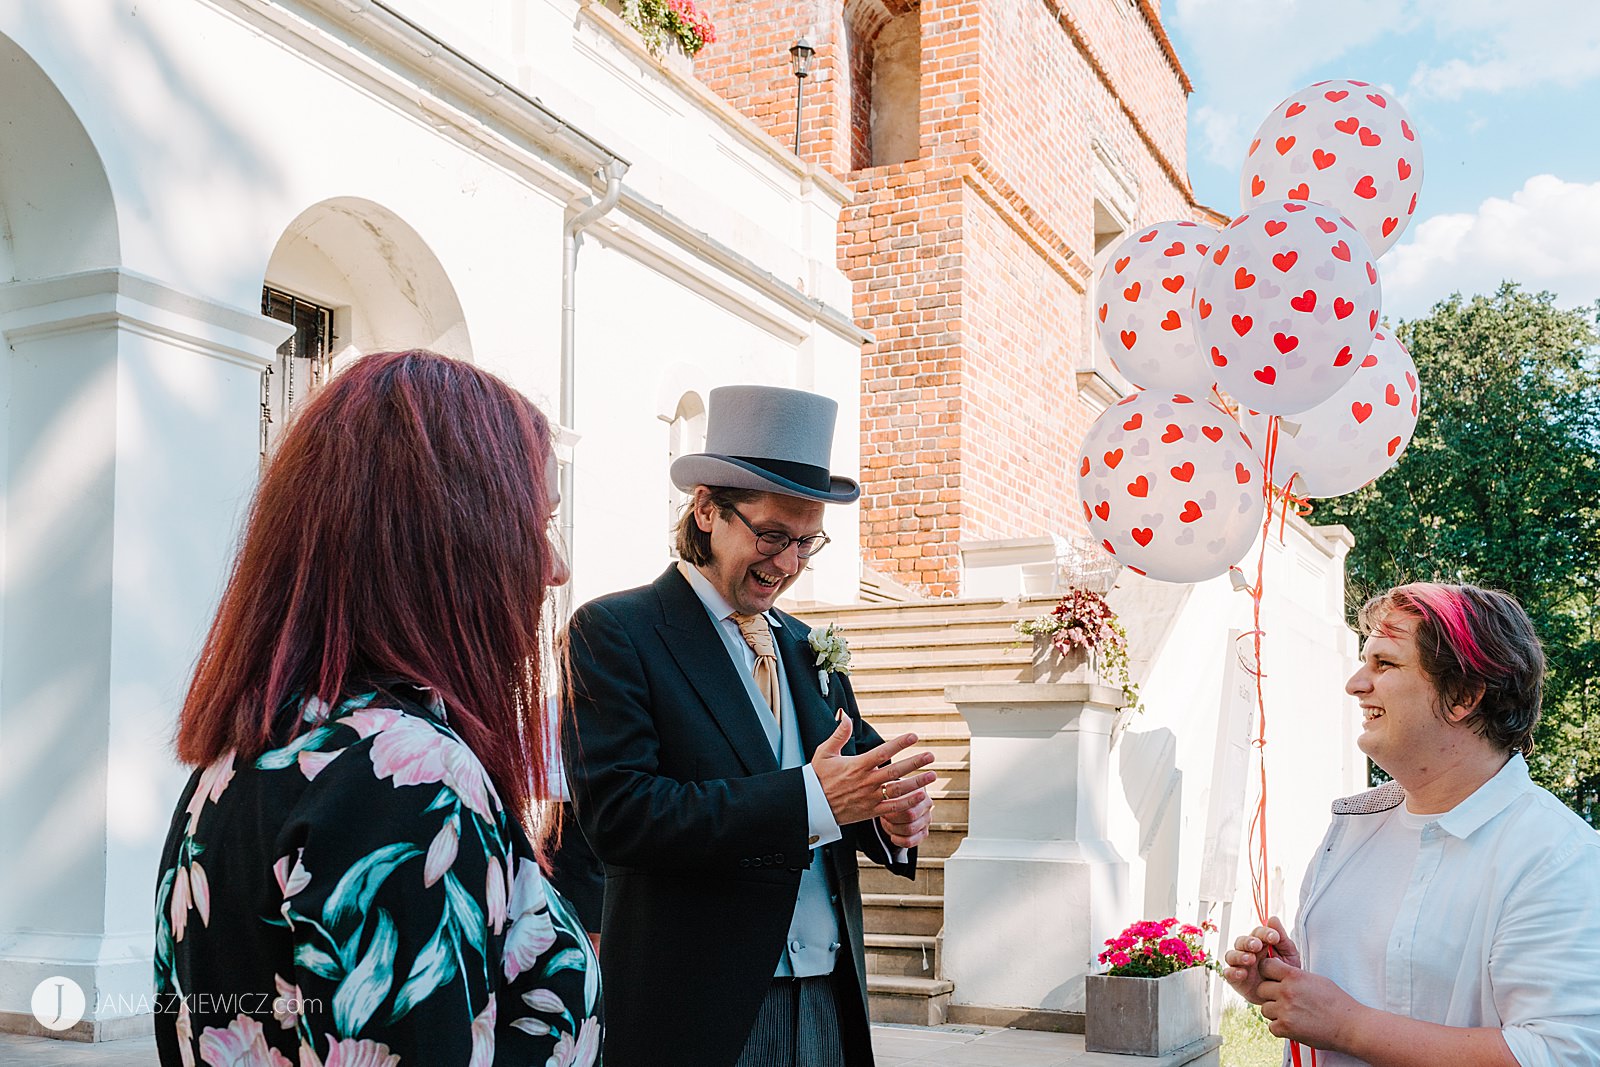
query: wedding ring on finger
881 783 891 802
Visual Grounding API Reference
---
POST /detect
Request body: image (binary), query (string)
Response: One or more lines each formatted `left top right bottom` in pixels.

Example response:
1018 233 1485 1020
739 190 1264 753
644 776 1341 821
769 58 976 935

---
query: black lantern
789 36 815 153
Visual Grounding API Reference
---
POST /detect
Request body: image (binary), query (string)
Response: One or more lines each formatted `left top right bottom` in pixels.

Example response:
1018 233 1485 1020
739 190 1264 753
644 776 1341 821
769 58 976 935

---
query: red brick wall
694 0 1204 594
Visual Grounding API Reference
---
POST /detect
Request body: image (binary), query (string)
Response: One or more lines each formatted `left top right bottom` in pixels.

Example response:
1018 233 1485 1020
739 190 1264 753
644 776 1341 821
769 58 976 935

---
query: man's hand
811 713 936 827
879 790 933 849
1258 956 1366 1051
1222 916 1300 1005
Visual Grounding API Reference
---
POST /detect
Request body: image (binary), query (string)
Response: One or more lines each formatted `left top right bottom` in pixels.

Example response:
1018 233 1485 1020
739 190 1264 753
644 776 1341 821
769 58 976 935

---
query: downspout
560 157 629 609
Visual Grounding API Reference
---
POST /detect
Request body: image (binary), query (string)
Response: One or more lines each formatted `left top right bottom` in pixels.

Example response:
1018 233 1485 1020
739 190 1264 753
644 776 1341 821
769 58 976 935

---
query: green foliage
1314 285 1600 824
1221 1004 1284 1067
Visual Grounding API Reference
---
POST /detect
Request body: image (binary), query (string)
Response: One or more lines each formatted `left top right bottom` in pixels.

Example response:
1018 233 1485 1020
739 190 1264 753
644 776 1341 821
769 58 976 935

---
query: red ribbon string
1233 414 1317 1067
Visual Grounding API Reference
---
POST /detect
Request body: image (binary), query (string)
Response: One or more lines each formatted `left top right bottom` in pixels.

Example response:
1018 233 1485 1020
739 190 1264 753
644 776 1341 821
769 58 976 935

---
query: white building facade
0 0 864 1037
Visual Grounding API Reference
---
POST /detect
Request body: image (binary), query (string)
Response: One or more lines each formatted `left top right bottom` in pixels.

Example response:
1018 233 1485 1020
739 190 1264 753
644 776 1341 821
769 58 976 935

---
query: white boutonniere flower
807 622 852 694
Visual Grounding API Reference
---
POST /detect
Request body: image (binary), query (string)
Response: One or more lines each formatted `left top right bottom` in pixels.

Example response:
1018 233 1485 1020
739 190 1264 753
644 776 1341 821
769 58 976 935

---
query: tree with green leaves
1314 284 1600 825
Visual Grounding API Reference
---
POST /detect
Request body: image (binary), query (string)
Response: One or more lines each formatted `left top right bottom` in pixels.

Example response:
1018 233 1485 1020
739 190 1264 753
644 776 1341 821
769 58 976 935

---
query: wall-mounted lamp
789 36 815 154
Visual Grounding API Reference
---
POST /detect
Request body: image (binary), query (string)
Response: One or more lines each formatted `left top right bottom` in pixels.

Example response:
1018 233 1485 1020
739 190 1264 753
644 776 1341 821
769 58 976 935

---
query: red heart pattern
1077 392 1268 581
1237 331 1420 498
1290 290 1316 312
1240 78 1423 256
1095 218 1221 394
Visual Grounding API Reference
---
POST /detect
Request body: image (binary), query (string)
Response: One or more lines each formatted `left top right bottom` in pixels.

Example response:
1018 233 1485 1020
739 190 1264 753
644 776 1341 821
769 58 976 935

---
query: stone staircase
789 594 1050 1026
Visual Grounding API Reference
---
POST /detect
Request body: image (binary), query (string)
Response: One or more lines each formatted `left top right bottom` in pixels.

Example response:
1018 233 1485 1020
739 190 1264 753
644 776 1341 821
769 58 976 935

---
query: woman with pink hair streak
1223 582 1600 1066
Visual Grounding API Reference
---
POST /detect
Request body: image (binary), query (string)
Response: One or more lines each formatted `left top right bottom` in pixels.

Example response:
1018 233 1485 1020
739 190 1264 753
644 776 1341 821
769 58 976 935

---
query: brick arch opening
843 0 921 170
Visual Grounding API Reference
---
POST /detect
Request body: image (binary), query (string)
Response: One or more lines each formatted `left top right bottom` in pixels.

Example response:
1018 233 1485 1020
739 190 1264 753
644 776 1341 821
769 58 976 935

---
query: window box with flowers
1086 918 1218 1056
605 0 718 61
1014 587 1141 711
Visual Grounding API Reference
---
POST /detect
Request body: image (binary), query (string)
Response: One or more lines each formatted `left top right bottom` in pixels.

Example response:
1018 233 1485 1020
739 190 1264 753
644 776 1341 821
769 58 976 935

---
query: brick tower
695 0 1217 595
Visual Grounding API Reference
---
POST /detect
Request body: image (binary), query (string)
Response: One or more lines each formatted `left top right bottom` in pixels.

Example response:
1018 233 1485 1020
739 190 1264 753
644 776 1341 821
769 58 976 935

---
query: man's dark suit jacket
563 565 917 1067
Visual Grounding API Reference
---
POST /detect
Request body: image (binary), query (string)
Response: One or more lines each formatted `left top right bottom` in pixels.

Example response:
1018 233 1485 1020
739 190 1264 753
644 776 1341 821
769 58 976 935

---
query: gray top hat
670 385 860 504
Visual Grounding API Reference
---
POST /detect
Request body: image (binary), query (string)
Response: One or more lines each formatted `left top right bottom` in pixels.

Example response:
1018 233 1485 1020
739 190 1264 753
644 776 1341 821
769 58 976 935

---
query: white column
0 269 287 1038
941 682 1131 1014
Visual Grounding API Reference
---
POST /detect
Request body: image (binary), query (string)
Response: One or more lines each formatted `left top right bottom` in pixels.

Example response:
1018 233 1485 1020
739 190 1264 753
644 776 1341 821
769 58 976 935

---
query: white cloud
1380 175 1600 320
1407 0 1600 100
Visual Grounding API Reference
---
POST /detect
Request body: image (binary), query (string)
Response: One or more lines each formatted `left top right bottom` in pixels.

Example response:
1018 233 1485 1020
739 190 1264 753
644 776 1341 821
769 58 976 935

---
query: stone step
792 596 1048 624
848 647 1030 669
916 823 968 859
860 855 944 896
849 660 1032 687
864 933 939 978
862 893 946 936
866 975 955 1026
844 631 1028 655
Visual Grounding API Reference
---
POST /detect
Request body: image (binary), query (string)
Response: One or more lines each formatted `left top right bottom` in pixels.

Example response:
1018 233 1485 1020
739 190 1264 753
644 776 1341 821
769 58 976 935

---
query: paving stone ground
0 1024 1223 1066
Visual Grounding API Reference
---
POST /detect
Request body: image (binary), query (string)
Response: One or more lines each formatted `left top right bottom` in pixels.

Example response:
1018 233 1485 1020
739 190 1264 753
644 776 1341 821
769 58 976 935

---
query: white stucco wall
1106 516 1365 996
0 0 863 1030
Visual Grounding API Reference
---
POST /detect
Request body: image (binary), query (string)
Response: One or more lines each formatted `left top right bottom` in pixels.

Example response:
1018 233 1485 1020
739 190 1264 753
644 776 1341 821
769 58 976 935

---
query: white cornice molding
0 269 291 369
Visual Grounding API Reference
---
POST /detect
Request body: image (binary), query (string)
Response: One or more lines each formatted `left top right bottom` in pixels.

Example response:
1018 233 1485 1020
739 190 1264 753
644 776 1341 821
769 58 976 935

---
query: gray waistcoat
728 624 842 978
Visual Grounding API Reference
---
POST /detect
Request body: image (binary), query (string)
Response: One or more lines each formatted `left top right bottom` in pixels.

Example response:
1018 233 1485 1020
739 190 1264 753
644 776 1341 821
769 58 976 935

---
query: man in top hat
563 384 937 1067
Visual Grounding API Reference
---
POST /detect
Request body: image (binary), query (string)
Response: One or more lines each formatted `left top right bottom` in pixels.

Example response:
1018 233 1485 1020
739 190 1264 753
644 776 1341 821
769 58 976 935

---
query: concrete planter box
1084 966 1207 1056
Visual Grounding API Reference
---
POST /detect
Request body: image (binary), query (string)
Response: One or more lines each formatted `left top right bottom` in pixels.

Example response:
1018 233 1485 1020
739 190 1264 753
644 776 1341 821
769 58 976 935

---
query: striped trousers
733 974 848 1067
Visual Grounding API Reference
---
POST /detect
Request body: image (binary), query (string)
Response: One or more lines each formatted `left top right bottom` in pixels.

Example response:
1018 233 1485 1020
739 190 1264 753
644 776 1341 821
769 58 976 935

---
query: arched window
846 2 921 170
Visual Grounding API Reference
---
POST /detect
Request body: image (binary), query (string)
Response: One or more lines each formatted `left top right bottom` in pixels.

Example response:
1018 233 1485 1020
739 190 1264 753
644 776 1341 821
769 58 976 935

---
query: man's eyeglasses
725 505 831 559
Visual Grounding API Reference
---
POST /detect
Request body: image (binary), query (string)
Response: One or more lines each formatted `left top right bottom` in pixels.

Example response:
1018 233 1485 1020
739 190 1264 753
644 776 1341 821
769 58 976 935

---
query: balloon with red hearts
1095 219 1222 394
1240 79 1424 259
1192 200 1380 416
1077 390 1265 583
1241 329 1422 498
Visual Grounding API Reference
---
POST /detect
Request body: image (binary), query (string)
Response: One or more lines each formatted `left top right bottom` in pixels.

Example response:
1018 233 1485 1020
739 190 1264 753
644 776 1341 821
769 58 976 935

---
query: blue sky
1164 0 1600 323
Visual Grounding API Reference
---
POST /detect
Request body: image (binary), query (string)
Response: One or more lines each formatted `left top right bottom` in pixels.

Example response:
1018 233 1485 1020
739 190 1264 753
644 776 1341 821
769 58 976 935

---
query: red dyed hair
1359 582 1545 755
175 350 558 820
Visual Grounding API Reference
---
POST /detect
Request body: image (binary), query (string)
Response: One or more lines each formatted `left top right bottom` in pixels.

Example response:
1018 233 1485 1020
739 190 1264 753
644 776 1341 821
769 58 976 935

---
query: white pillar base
941 683 1130 1013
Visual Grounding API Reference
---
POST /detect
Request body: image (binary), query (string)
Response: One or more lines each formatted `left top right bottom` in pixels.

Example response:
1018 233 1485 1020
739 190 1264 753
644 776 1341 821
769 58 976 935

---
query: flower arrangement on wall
615 0 718 57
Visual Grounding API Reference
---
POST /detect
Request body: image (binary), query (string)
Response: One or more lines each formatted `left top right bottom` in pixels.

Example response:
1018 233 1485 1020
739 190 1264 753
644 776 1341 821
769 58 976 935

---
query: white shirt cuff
872 818 910 864
801 764 843 847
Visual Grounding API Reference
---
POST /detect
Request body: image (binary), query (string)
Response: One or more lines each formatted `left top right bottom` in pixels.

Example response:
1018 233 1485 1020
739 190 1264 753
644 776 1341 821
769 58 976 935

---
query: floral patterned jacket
154 686 600 1066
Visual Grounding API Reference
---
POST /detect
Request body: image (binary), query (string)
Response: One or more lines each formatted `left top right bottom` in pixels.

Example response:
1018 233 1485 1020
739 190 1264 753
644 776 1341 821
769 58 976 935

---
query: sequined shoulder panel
1331 779 1406 815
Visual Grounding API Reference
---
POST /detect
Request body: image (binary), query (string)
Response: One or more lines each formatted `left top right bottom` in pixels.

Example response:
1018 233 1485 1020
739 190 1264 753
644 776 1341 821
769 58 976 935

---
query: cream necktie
731 612 780 725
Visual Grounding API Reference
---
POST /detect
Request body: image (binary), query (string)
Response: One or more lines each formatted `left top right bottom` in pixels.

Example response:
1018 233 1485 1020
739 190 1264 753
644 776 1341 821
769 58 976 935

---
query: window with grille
260 286 336 457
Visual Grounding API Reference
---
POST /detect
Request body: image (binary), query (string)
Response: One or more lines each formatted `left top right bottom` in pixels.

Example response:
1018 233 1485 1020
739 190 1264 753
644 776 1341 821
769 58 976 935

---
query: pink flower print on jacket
502 858 557 982
311 1037 402 1067
196 1013 293 1066
185 751 237 834
364 713 500 819
468 996 496 1067
548 1016 601 1067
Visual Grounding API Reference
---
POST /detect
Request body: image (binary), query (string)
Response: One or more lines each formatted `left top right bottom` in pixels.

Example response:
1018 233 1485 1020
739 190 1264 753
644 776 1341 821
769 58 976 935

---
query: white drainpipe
559 158 629 599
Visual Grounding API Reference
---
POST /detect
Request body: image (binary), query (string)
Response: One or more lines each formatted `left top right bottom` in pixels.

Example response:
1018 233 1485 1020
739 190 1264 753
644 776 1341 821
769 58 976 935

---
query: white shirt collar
1433 752 1534 840
675 560 784 627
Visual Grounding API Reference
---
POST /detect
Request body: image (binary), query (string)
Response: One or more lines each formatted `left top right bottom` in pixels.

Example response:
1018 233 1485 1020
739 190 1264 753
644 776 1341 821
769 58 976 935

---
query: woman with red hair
153 350 598 1066
1223 582 1600 1066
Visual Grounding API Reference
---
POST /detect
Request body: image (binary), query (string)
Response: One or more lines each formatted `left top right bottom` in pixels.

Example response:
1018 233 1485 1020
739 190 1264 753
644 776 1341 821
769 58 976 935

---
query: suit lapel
652 568 780 776
774 613 840 757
